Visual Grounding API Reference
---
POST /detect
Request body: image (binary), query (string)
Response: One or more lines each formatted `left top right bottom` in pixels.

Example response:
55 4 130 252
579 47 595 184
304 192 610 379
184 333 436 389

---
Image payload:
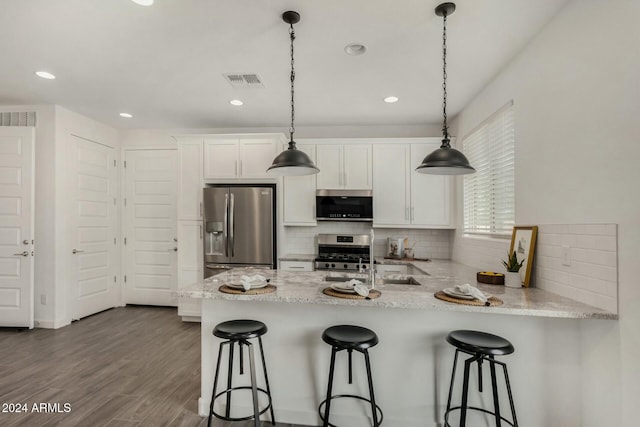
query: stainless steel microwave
315 190 373 221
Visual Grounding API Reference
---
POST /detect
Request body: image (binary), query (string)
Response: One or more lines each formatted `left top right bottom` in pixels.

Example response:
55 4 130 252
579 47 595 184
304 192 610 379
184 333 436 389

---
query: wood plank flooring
0 306 305 427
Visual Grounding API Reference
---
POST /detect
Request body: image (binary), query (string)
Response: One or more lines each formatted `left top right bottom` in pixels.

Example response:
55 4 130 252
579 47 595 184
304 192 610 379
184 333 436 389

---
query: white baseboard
34 318 70 329
181 316 201 323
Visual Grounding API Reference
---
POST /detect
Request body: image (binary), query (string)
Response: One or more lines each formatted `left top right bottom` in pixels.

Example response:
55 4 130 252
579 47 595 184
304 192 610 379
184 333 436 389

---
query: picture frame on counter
509 226 538 287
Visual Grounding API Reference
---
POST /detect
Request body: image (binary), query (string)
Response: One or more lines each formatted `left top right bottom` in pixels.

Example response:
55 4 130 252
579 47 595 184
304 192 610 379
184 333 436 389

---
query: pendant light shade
416 3 475 175
267 11 319 176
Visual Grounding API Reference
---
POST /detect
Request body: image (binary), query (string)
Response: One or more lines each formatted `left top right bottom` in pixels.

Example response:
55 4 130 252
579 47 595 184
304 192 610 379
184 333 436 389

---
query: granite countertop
177 260 617 320
278 254 317 262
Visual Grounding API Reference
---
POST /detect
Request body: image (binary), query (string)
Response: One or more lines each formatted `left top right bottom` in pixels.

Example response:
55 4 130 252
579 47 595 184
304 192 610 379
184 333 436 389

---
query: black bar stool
444 330 518 427
319 325 383 427
207 319 275 427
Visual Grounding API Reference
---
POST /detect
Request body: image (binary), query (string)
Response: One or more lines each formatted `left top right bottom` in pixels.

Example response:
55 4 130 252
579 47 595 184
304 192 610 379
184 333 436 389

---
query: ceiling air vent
223 73 264 88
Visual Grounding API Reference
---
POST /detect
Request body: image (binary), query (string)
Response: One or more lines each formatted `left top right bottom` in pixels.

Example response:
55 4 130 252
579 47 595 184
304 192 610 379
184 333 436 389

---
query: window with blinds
462 101 515 236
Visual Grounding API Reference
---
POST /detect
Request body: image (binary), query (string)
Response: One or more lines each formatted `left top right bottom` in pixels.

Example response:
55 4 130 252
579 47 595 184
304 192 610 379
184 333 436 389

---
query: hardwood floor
0 306 305 427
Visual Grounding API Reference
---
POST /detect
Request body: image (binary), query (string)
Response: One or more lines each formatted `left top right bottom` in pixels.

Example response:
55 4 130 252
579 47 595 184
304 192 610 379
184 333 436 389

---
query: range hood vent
223 73 264 88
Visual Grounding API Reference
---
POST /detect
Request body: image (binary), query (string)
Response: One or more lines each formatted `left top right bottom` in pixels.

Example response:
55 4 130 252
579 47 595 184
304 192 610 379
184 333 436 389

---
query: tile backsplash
452 224 618 313
281 223 452 259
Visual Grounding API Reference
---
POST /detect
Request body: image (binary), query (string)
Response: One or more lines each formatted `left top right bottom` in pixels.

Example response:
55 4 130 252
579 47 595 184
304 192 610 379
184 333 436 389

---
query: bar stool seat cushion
446 330 514 356
322 325 379 350
213 319 268 340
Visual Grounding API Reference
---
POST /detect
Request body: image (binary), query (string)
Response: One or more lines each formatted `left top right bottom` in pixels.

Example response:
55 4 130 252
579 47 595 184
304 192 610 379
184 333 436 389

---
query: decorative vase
504 271 522 288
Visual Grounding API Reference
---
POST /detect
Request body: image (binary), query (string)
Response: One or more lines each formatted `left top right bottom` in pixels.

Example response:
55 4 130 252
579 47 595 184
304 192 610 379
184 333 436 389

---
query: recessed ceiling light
35 71 56 80
229 100 244 106
131 0 154 5
119 113 133 118
344 43 367 56
384 96 399 103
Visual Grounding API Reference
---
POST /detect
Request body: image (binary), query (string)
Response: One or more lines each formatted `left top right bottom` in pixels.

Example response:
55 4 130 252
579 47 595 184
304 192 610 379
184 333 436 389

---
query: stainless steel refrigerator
203 185 276 278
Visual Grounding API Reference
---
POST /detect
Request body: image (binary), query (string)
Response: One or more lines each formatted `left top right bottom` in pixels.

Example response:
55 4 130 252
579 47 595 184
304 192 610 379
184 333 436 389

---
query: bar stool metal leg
208 341 227 427
459 354 479 427
225 341 234 418
489 356 502 427
502 363 518 427
258 336 276 425
364 349 380 427
246 341 261 427
322 346 338 427
445 349 460 418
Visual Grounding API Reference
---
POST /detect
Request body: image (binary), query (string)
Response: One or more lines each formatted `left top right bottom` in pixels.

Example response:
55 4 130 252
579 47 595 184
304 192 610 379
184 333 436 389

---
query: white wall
450 0 639 425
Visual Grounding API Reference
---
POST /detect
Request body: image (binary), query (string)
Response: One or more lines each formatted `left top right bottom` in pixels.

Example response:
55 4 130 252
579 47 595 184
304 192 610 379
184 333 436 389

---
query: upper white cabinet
177 138 203 220
315 141 372 190
373 138 453 228
282 143 317 226
203 134 282 180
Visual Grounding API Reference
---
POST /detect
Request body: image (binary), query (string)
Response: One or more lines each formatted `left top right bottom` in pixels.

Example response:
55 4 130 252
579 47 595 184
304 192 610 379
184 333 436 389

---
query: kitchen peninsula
178 260 616 427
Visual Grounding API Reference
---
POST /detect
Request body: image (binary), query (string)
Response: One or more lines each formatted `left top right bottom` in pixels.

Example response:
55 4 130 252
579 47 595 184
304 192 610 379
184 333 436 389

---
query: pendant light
416 3 475 175
267 11 319 176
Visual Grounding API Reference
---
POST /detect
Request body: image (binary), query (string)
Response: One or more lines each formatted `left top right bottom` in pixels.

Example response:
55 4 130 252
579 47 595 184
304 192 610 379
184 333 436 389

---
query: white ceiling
0 0 570 129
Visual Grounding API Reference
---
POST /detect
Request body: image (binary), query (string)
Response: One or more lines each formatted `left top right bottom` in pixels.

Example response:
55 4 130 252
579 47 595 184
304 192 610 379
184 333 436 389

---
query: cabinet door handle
235 160 238 176
411 207 415 221
199 202 203 218
289 266 305 270
239 160 242 176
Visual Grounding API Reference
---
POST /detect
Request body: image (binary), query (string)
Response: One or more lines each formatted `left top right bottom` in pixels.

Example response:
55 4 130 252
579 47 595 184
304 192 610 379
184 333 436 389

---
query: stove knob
344 264 348 269
331 264 335 268
325 263 329 268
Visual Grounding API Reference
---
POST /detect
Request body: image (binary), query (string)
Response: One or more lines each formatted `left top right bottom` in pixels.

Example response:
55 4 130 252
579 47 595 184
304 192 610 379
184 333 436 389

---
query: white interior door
124 149 177 306
0 128 34 328
69 136 118 320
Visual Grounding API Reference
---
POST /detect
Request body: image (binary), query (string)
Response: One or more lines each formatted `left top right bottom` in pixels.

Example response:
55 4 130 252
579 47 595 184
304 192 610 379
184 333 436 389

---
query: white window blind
463 101 515 236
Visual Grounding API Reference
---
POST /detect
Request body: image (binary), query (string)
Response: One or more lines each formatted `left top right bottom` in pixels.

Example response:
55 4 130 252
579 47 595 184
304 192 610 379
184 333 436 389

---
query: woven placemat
323 287 382 300
434 290 503 307
219 284 277 295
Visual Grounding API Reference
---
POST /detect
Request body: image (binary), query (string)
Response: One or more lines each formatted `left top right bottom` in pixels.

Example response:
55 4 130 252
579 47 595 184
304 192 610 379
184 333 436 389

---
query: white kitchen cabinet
372 143 411 226
177 220 203 320
372 138 453 228
177 139 203 220
203 135 281 180
282 143 317 226
410 142 452 227
316 142 372 190
280 260 314 272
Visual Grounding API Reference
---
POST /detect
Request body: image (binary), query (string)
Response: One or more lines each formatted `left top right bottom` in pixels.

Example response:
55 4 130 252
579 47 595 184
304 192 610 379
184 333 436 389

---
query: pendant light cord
441 11 451 146
289 23 296 145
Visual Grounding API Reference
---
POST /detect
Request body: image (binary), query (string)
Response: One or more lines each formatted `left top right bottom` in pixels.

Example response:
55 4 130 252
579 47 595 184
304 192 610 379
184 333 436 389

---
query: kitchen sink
381 277 421 285
323 276 421 286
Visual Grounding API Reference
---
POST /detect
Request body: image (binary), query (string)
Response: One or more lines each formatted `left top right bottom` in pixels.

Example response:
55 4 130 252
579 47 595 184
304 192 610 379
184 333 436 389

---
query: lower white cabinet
177 220 203 319
280 260 314 272
375 264 408 275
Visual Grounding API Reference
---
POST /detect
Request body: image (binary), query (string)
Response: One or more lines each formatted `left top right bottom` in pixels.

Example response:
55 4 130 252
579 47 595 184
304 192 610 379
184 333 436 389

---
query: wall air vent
223 73 264 88
0 111 36 126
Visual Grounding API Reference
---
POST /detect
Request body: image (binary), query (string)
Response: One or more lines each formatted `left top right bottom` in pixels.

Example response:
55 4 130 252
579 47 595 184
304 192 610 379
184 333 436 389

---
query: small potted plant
502 251 524 288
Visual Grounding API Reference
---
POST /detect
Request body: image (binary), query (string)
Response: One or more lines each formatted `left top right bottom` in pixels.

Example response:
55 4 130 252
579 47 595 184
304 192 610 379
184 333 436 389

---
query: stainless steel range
315 234 371 271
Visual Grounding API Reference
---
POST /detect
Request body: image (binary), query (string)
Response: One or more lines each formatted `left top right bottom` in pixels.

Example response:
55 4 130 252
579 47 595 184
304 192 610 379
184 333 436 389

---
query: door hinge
124 275 127 283
114 159 116 167
114 275 116 283
113 237 116 245
124 160 127 168
124 237 127 245
124 198 127 207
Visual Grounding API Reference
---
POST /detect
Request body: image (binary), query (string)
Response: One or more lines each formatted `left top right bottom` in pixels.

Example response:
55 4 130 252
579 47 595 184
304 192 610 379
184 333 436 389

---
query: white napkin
240 274 267 291
345 279 370 297
454 283 488 303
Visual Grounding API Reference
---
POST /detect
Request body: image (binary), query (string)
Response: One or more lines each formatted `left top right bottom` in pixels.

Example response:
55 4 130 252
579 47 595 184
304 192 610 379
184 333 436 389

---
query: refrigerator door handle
230 193 235 257
223 193 229 256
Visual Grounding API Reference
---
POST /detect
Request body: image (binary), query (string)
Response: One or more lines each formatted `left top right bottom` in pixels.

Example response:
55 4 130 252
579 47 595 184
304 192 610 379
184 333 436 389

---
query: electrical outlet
40 294 47 305
562 246 572 266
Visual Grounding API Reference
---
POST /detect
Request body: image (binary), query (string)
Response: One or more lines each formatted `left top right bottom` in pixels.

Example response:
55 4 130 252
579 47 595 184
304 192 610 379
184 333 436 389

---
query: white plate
442 287 486 300
226 281 269 290
330 283 357 294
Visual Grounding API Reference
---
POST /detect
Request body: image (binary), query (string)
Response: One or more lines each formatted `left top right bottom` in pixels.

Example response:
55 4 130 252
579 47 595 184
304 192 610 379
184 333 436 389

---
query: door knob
13 251 29 257
168 247 178 252
72 249 85 254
